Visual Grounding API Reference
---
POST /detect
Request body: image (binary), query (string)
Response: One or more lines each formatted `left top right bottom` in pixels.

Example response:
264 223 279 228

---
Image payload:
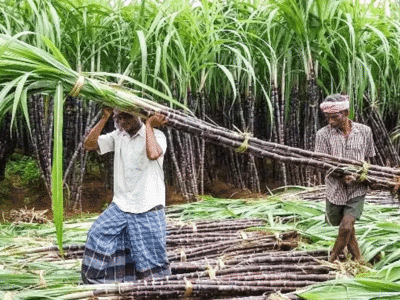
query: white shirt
97 124 167 213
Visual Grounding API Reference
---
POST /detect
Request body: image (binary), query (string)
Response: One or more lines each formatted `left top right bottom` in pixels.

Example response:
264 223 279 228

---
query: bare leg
329 215 356 263
347 226 361 261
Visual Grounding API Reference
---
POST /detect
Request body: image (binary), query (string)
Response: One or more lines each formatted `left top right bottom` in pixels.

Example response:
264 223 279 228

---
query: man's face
114 112 141 135
324 110 348 129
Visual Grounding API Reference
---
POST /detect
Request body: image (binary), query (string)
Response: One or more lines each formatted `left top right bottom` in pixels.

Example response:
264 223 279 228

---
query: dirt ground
0 179 277 222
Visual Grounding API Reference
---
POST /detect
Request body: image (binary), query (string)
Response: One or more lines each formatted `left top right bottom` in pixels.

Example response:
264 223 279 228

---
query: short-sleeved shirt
97 124 167 213
314 121 375 205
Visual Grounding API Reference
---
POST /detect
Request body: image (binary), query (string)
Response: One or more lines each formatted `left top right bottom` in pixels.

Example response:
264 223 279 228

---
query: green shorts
325 195 365 226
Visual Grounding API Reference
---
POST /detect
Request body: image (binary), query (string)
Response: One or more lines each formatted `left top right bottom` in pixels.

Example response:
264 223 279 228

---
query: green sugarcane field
1 0 400 299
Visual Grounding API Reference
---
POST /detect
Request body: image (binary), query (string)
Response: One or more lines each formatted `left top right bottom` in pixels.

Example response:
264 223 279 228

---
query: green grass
0 152 43 206
3 152 42 189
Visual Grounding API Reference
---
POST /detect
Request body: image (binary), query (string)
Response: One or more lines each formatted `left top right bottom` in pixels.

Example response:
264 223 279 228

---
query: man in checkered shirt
315 94 375 263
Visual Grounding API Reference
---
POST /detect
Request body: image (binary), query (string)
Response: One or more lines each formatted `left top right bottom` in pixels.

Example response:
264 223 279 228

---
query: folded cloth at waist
81 202 170 284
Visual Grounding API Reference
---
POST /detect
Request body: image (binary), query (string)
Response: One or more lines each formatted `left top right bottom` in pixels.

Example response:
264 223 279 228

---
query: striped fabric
81 203 171 284
315 121 375 205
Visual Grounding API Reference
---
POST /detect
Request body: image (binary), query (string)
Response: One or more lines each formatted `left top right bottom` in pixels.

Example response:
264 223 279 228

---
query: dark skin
84 107 167 161
324 109 362 262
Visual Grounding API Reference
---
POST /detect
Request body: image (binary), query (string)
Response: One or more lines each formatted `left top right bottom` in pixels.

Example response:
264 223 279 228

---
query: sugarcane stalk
187 134 199 197
199 90 206 195
63 109 101 184
166 128 190 201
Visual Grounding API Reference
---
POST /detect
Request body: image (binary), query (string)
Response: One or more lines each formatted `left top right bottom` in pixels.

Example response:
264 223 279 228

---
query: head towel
320 94 349 113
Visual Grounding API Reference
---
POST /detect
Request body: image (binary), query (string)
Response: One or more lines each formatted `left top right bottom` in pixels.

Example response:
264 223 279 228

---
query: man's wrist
145 119 153 128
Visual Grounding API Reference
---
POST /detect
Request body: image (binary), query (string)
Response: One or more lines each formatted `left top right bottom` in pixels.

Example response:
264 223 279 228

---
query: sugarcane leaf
153 42 162 81
363 244 388 262
0 77 20 103
10 72 32 129
376 222 400 233
88 72 187 111
216 64 237 100
136 30 148 85
41 36 71 68
0 31 33 61
118 62 133 86
52 82 64 256
356 278 400 291
19 87 31 134
375 261 400 282
376 248 400 270
281 202 323 217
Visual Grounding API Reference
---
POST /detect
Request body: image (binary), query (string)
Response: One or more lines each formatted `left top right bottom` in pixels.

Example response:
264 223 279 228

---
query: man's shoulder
353 122 372 132
316 125 331 136
99 129 121 139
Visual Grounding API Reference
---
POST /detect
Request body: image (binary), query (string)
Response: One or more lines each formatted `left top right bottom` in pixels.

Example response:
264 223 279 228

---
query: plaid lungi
81 203 171 284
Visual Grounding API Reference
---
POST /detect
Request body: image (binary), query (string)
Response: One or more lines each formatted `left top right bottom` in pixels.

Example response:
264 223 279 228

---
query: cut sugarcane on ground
1 187 399 300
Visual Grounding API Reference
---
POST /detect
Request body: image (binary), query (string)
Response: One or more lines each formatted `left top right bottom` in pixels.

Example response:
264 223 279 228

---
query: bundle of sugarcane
297 186 397 206
164 114 400 193
1 34 399 197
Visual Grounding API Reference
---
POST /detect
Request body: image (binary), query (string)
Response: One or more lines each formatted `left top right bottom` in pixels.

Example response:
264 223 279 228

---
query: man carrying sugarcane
315 94 375 263
81 106 171 283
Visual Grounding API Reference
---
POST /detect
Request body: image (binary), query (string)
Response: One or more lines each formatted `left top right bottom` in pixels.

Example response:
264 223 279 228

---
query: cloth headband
320 100 349 113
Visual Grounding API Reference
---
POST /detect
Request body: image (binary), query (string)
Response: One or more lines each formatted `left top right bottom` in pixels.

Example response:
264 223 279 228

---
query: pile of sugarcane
18 218 334 300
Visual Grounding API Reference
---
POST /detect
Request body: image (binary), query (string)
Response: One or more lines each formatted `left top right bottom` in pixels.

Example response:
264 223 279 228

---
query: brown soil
0 179 278 223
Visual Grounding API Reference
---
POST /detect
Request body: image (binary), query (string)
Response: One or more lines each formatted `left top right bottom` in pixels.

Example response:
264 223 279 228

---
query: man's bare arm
145 114 167 160
84 107 113 151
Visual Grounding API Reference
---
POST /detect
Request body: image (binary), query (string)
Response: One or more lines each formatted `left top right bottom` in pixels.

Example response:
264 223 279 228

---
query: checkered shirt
315 121 375 205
